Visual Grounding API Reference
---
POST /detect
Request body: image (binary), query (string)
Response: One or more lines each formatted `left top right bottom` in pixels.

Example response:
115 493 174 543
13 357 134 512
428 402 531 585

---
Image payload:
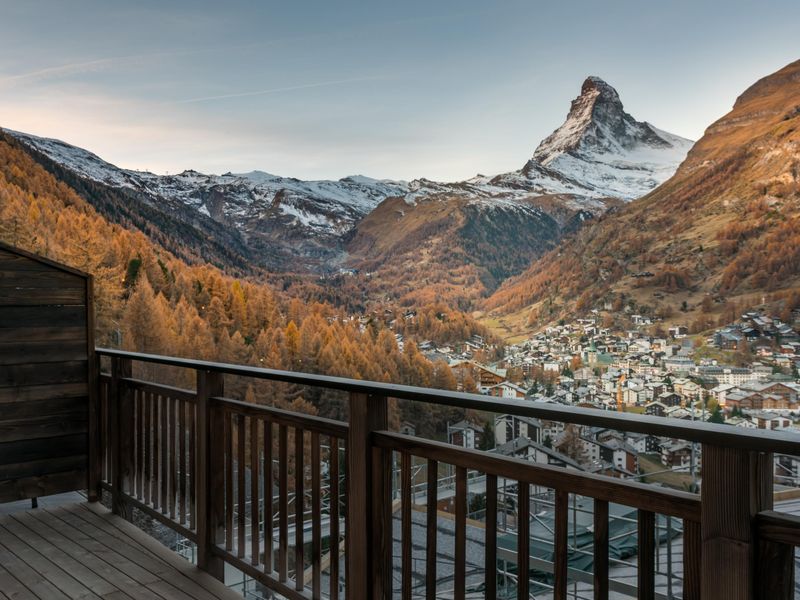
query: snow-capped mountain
522 76 694 199
398 76 692 208
6 129 407 235
4 76 692 273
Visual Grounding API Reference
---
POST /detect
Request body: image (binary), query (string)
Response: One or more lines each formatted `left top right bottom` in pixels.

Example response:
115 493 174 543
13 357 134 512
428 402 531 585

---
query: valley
4 75 690 312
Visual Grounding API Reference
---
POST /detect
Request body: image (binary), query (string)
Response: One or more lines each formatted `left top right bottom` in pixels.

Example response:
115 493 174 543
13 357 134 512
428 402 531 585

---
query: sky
1 0 799 182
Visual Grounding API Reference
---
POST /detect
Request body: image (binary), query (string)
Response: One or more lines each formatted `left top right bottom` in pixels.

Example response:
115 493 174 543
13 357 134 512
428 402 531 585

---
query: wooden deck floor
0 502 241 600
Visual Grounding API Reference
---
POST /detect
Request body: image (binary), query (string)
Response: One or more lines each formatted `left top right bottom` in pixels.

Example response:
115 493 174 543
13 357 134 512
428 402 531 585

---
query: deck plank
53 506 219 600
34 508 164 587
3 515 123 599
0 503 241 600
0 539 71 600
22 509 156 600
0 523 103 600
0 562 37 600
72 503 238 600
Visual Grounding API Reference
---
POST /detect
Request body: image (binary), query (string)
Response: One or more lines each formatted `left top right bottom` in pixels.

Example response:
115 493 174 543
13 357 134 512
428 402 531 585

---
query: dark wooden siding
0 244 93 502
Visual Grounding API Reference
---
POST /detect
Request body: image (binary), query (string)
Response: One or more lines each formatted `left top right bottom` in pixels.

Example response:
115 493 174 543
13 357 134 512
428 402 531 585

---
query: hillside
5 76 689 287
345 76 681 308
0 132 493 433
346 193 602 309
484 59 800 337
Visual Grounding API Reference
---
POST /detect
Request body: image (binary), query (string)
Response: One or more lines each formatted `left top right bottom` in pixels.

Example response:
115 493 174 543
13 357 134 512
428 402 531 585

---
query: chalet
494 414 542 445
494 438 584 496
494 437 582 471
715 329 744 350
727 416 758 429
709 383 737 406
645 401 668 417
447 420 485 449
488 381 527 399
658 391 682 407
449 360 506 392
668 325 689 338
624 432 649 454
603 438 640 473
673 379 703 403
750 412 792 431
726 389 798 411
644 381 668 399
664 406 694 420
661 440 695 469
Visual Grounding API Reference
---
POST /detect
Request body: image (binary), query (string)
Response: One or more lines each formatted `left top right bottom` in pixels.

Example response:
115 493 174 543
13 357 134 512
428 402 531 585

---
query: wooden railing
94 348 800 600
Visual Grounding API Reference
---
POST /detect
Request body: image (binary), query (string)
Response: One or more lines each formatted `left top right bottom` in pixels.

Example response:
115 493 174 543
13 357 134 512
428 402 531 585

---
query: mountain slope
345 195 573 309
0 132 492 431
0 130 261 274
5 76 690 284
345 77 687 307
525 76 693 199
403 76 692 205
4 128 408 271
484 59 800 334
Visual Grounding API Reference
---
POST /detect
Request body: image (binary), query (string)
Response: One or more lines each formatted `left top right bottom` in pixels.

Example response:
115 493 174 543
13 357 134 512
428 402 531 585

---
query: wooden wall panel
0 244 93 503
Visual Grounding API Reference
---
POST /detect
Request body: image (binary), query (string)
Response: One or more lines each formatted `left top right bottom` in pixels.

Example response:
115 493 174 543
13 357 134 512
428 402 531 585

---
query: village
412 307 800 492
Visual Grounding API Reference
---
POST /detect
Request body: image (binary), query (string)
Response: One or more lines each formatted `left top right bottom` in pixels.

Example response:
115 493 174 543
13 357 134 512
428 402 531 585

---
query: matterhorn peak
516 76 694 200
581 76 622 104
533 76 637 164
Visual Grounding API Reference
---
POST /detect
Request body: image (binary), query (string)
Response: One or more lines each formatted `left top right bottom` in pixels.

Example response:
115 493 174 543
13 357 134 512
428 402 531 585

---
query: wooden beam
700 445 785 600
196 369 225 581
110 356 132 520
347 392 389 600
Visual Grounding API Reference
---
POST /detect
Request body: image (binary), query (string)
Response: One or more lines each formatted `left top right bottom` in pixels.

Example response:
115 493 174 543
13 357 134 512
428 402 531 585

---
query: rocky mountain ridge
484 59 800 337
4 76 692 279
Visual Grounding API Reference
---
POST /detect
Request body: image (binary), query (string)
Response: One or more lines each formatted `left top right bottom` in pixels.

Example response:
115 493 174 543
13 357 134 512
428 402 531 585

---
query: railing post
196 369 225 581
110 356 133 519
347 392 390 599
700 445 788 600
87 352 101 502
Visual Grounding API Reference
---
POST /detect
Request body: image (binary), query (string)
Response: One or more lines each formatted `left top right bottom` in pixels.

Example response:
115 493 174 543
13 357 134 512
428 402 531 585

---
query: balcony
0 347 795 600
1 242 800 600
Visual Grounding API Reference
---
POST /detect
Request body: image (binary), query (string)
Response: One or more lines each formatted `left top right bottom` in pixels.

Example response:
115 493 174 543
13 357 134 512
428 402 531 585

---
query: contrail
0 58 116 86
172 76 382 105
0 42 272 88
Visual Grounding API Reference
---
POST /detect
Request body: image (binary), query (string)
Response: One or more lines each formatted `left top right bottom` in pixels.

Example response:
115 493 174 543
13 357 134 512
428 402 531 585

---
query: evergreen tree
478 422 495 451
709 405 725 424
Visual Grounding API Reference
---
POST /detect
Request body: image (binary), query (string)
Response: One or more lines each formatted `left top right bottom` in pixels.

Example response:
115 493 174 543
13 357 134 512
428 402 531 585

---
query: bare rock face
534 76 672 163
3 76 693 279
519 76 694 200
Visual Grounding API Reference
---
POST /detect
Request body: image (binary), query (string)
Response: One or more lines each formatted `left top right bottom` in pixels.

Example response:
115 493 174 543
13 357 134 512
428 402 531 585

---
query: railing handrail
96 347 800 455
375 431 701 521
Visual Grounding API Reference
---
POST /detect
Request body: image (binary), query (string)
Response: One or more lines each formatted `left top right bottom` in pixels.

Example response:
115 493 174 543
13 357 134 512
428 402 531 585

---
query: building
448 420 485 449
494 414 542 445
661 440 694 469
488 381 527 399
449 360 507 393
694 366 762 386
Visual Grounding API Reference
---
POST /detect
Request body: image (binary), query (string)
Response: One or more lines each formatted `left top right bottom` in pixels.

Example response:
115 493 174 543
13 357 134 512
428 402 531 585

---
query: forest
0 135 490 437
